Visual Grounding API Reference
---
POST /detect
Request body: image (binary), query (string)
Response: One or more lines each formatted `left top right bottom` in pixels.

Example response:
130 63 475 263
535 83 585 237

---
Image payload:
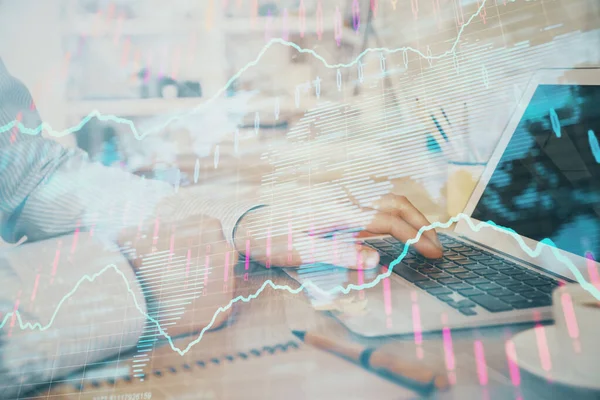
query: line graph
2 213 598 357
0 0 490 141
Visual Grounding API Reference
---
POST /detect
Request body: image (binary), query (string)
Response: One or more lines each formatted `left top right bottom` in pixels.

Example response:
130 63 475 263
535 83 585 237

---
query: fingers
115 214 239 337
245 186 376 236
371 194 443 258
245 233 380 270
365 211 443 259
296 236 380 270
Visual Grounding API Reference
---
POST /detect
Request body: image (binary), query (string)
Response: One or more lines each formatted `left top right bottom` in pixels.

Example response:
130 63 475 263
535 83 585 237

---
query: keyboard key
476 283 502 291
446 299 476 309
402 259 421 266
427 287 453 296
480 273 503 281
537 285 556 294
463 263 488 271
383 237 402 244
419 267 441 275
521 291 550 299
512 301 537 309
460 251 481 257
430 259 451 265
437 295 454 302
496 278 514 285
452 247 472 252
438 277 462 285
365 239 388 247
465 277 490 285
457 299 477 308
447 283 473 291
455 272 479 280
529 298 552 307
502 260 519 266
446 267 469 274
471 255 492 261
458 288 485 297
471 295 513 312
458 307 478 316
503 281 524 288
379 255 395 266
480 258 501 264
528 295 552 303
487 288 514 297
523 279 549 287
512 273 535 281
416 281 442 289
392 265 429 282
477 269 502 277
501 268 525 276
433 262 457 269
509 285 534 294
429 273 452 280
454 259 479 265
490 263 514 270
446 255 468 261
500 295 528 304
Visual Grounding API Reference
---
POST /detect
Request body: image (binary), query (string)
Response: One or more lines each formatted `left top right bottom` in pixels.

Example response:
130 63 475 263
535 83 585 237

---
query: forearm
0 57 260 245
156 183 264 247
13 151 174 243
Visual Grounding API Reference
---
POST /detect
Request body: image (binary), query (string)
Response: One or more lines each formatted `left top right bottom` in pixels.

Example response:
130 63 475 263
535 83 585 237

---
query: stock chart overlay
0 0 599 399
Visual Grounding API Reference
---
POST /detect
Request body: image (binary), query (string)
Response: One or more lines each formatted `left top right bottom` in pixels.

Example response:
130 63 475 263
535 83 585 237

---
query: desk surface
33 264 597 400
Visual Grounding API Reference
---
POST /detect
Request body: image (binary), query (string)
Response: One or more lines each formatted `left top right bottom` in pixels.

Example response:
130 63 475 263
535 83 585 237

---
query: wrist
232 205 267 253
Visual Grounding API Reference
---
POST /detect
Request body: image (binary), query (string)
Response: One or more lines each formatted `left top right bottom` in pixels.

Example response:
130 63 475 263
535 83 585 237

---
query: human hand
118 214 238 338
234 184 442 271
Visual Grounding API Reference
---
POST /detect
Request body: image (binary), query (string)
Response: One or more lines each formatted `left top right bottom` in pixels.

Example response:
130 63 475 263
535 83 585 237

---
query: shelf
62 17 204 36
66 97 204 117
224 16 335 34
62 14 360 39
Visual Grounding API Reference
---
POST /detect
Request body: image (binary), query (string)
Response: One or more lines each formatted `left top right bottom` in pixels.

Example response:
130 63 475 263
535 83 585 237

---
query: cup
446 161 486 218
552 283 600 364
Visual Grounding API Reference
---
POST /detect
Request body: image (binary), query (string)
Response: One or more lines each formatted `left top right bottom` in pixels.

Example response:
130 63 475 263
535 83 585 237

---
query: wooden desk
34 262 598 400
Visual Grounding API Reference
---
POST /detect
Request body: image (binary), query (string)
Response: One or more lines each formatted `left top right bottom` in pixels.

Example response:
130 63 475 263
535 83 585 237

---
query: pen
415 98 455 156
292 330 449 393
434 105 461 159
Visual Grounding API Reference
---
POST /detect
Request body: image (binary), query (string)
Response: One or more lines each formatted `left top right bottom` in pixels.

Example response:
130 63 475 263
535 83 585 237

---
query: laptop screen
471 84 600 259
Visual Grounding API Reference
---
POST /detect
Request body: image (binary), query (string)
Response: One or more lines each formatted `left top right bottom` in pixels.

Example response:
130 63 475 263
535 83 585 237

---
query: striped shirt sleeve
0 58 260 245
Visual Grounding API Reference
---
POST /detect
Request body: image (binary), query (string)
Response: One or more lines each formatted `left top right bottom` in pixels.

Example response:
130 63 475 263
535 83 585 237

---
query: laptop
293 68 600 337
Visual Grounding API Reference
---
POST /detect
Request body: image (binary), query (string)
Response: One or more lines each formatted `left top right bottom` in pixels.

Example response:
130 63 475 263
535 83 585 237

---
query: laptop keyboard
364 233 560 316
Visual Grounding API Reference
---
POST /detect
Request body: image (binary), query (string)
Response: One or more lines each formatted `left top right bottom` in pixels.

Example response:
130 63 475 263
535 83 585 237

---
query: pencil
433 105 461 159
292 330 449 393
415 98 455 156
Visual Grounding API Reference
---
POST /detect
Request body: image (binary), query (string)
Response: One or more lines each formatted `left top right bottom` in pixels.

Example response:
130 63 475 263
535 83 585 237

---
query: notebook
53 337 412 400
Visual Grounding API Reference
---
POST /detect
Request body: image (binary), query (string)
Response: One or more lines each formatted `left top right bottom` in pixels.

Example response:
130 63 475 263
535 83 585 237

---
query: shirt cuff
228 203 267 248
155 187 266 246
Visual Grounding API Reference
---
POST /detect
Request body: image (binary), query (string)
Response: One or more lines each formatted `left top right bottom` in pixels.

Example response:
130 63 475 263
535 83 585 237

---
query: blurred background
0 0 598 241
